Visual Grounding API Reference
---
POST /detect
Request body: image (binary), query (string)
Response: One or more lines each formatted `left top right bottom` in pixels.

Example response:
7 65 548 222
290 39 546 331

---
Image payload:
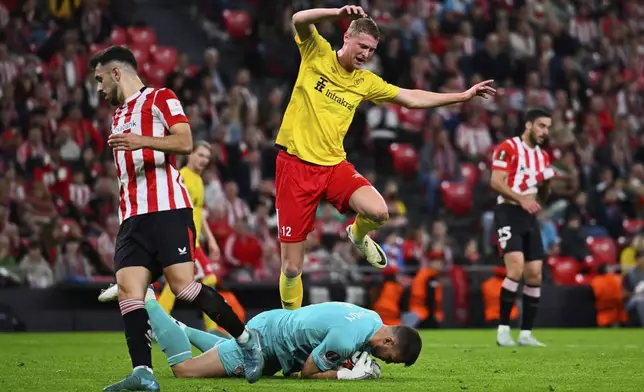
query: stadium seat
440 181 472 216
142 63 169 88
149 45 177 73
129 46 151 68
222 9 251 40
623 219 644 235
460 162 479 188
126 27 157 46
90 43 110 55
389 143 419 175
550 256 580 285
110 27 127 45
586 237 617 265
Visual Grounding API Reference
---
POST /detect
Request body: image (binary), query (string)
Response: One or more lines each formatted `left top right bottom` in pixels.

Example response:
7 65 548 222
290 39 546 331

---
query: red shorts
193 246 214 279
275 151 372 243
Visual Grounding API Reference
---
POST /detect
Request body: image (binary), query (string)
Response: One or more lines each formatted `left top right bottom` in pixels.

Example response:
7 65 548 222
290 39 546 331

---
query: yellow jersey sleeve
180 167 205 245
364 73 400 104
294 26 332 63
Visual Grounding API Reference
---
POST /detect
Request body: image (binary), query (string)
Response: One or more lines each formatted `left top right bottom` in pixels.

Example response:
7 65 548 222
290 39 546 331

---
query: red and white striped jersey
491 136 554 204
221 197 250 226
68 183 91 209
111 87 191 223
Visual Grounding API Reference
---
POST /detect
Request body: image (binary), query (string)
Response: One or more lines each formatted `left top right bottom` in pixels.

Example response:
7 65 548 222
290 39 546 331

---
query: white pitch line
424 343 641 349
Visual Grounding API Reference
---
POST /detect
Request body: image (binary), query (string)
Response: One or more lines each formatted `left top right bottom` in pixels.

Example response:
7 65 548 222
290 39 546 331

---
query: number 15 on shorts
497 226 511 250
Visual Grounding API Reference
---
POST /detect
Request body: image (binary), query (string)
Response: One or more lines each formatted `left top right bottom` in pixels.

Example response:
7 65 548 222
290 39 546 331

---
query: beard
101 90 121 106
109 91 120 106
529 131 547 146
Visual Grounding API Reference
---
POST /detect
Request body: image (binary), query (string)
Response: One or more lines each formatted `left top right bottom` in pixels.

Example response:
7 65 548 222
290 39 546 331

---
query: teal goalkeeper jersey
250 302 383 375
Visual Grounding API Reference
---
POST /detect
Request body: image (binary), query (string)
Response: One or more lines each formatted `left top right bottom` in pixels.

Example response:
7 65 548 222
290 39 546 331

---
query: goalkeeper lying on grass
100 287 422 380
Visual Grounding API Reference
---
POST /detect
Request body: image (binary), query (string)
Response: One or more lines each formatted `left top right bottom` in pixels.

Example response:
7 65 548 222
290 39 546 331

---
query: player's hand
208 240 221 261
462 79 496 101
518 197 541 214
108 133 145 151
338 5 367 20
340 351 376 380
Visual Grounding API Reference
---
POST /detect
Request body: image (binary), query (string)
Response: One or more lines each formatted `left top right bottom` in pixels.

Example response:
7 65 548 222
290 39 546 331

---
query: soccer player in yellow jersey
157 141 223 332
275 5 496 310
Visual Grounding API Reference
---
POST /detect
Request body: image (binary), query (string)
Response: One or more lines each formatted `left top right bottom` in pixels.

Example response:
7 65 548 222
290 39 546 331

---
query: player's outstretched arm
293 6 366 40
301 351 378 380
390 80 497 109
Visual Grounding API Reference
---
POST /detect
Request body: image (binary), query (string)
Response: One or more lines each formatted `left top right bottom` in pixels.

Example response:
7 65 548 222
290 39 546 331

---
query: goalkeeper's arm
301 355 339 380
301 352 378 380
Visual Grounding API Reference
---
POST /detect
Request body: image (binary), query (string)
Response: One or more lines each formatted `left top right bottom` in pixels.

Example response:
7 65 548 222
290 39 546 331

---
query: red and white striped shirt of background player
110 87 191 223
491 136 556 204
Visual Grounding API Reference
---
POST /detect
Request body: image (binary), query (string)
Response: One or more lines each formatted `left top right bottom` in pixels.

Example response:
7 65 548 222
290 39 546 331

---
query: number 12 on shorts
281 226 292 237
276 209 292 237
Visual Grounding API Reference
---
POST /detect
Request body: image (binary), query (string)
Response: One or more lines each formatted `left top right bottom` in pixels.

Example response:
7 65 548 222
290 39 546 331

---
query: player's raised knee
280 242 305 278
282 263 302 278
369 210 389 224
360 196 389 223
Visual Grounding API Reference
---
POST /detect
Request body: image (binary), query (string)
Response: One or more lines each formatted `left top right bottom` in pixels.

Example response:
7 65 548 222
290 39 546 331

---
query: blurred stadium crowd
0 0 643 326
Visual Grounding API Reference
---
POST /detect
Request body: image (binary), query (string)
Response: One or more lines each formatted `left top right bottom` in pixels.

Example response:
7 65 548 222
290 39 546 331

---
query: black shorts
493 203 545 262
114 208 196 281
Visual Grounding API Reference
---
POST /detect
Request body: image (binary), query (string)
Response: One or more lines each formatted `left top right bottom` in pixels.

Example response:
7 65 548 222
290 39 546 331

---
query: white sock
519 330 532 338
134 365 153 374
236 329 250 344
497 325 510 333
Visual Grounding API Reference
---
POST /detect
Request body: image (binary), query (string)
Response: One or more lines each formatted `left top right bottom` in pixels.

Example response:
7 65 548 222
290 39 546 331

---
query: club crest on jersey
167 99 185 116
112 121 138 134
354 77 364 86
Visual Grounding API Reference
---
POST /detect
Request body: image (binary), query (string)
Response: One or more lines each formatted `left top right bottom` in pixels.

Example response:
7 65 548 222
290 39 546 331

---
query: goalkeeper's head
370 325 422 367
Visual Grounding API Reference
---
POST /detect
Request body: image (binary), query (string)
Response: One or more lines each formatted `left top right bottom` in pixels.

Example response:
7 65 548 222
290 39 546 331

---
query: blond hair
347 17 380 40
193 140 212 152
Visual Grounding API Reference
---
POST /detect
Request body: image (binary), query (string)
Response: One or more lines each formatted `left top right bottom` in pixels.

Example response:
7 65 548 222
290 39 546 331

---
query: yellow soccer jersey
180 166 204 246
275 27 400 166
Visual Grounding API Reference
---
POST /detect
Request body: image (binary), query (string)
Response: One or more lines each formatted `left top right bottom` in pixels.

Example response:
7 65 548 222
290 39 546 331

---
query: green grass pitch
1 329 642 391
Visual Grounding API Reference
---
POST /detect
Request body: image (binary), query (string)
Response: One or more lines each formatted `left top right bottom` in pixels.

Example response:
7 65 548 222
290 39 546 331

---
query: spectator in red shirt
58 104 103 154
456 105 492 162
223 219 263 281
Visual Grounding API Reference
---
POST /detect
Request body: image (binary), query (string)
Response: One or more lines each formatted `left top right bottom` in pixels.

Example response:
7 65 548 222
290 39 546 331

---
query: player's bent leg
497 252 524 347
172 347 230 378
518 260 546 347
184 325 230 353
145 294 193 366
279 241 306 310
163 262 264 383
347 186 389 268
